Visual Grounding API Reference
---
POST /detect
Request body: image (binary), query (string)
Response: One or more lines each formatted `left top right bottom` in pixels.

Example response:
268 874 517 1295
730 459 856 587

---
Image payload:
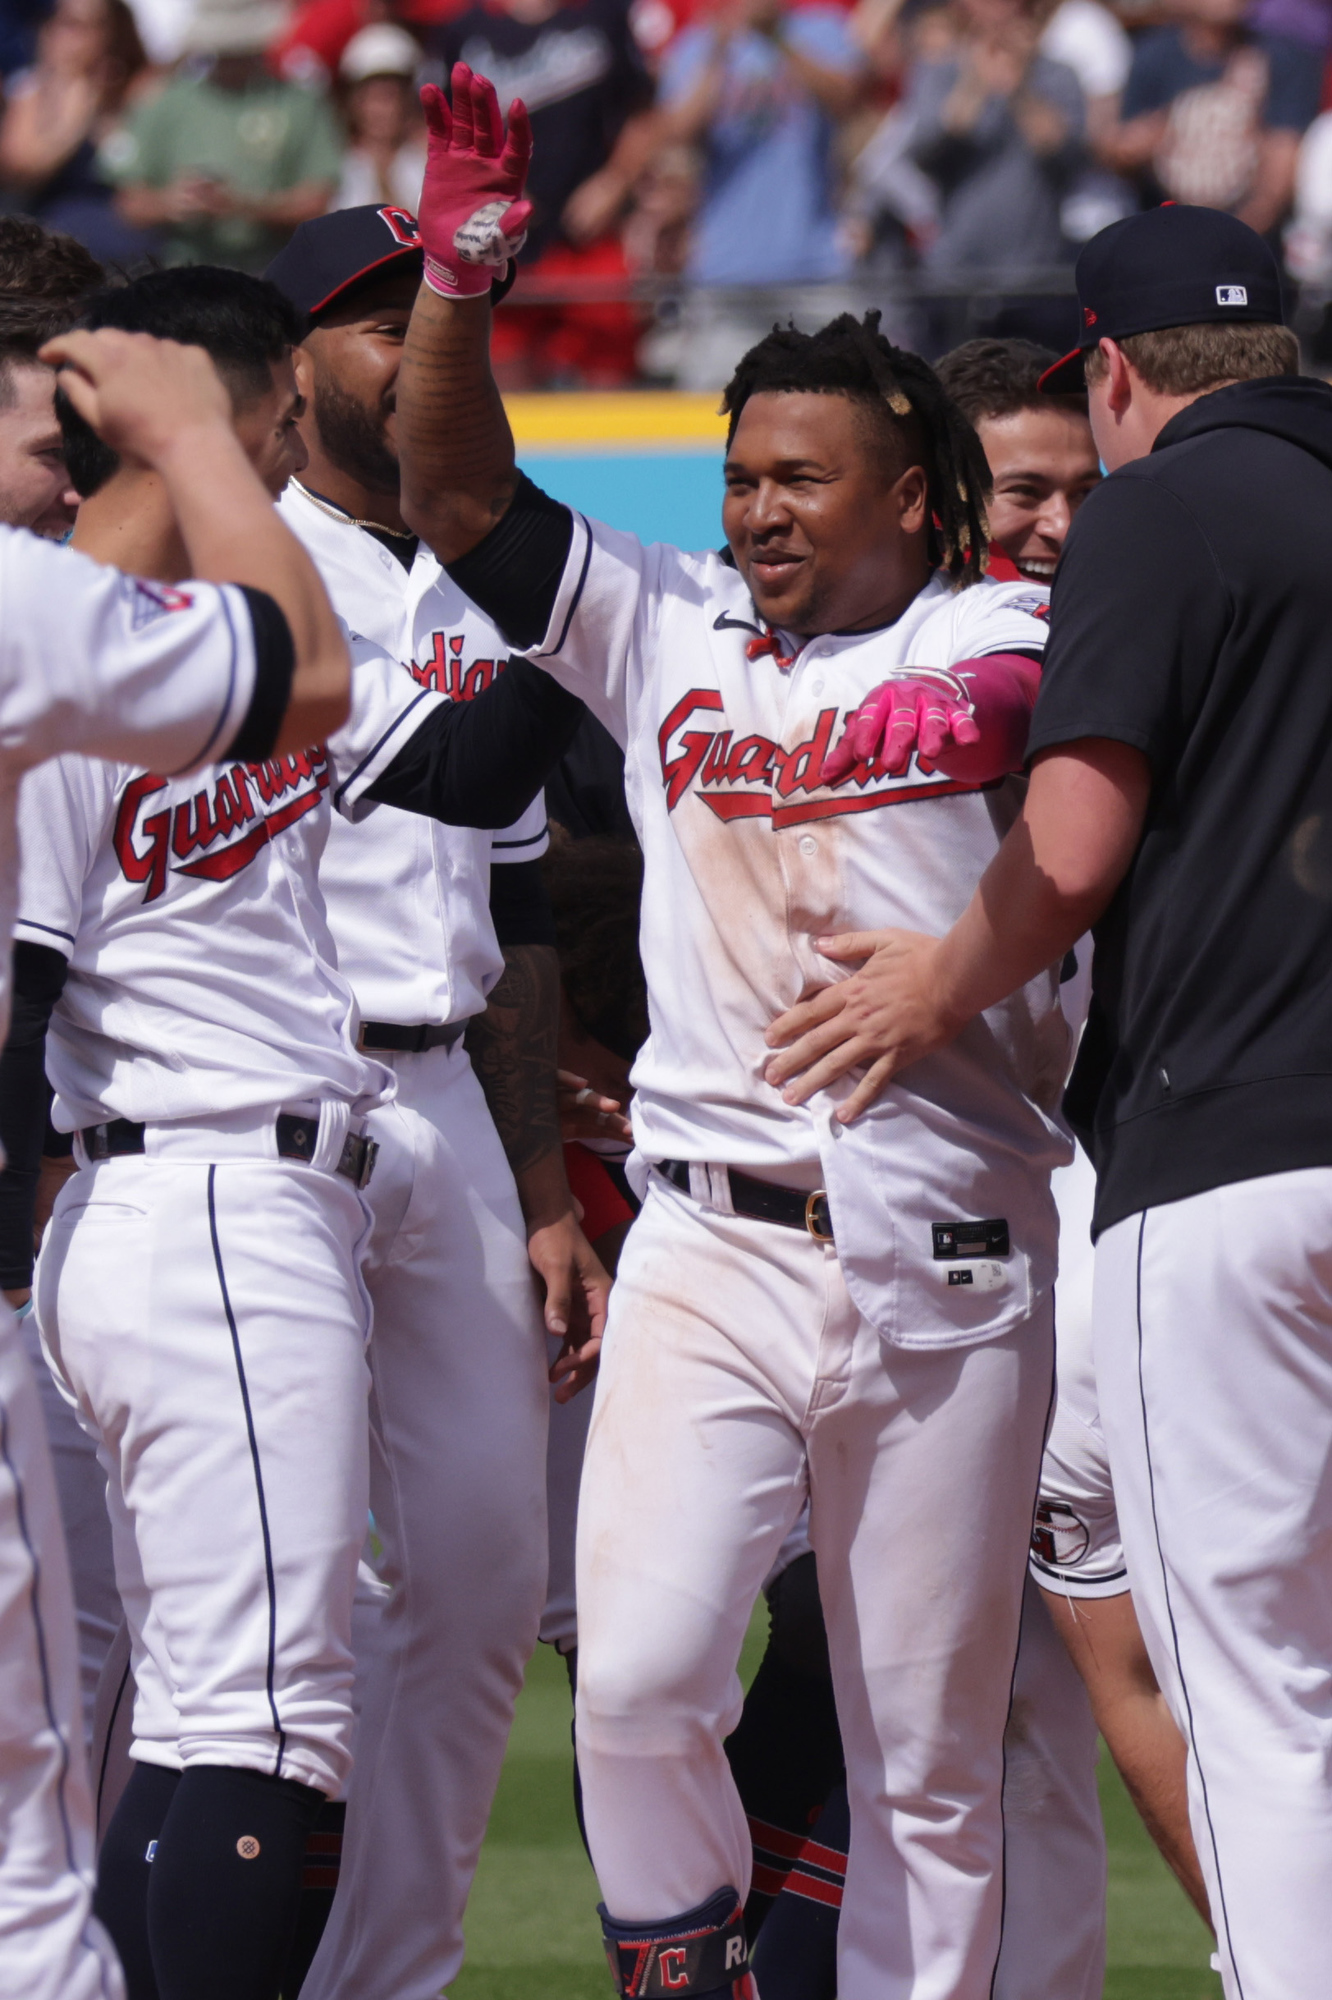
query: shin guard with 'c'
599 1886 755 1998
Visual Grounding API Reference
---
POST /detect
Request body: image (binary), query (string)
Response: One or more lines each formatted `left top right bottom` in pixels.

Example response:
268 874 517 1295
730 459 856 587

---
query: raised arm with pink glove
418 65 533 299
822 653 1042 787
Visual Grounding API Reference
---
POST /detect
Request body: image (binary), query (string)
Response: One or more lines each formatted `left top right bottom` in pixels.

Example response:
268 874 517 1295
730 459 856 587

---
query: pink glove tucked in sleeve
822 654 1042 788
419 64 534 299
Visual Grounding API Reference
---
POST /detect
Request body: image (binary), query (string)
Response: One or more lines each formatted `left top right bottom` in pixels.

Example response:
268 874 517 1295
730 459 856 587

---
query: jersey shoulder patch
126 579 195 629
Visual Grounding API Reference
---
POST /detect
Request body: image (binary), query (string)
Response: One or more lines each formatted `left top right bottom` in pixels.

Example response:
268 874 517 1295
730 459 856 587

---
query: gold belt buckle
805 1190 834 1243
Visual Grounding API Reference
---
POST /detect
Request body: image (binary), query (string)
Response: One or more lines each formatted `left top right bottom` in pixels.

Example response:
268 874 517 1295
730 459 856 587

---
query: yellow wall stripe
505 392 728 452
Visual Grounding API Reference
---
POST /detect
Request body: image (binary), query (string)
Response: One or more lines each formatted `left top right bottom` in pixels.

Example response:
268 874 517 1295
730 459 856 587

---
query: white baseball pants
0 1304 123 2000
575 1174 1053 2000
301 1044 549 2000
994 1575 1105 2000
1094 1166 1332 2000
20 1312 119 1750
37 1123 376 1798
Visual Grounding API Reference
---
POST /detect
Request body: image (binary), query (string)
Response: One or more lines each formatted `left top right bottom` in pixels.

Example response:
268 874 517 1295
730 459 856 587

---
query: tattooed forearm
466 943 561 1179
399 287 518 562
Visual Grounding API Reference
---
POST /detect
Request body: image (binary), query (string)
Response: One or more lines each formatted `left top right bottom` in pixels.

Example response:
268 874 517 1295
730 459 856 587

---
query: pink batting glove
822 654 1041 788
419 64 533 300
823 669 979 784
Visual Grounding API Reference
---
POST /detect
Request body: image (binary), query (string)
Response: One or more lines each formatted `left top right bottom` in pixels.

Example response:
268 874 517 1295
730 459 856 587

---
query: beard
312 373 400 496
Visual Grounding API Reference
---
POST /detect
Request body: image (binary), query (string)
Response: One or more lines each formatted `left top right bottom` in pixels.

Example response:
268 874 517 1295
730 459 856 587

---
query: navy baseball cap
1039 204 1286 393
265 204 423 320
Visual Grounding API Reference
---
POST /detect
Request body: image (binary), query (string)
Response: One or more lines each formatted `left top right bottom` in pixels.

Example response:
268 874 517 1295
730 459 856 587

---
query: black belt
659 1159 833 1243
356 1020 465 1055
78 1113 379 1190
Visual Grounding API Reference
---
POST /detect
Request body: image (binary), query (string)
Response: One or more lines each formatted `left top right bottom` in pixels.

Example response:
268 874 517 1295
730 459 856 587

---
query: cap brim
1037 348 1086 394
307 244 424 319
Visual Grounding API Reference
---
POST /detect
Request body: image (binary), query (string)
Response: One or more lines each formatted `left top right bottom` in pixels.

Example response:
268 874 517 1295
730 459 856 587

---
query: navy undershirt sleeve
445 475 575 651
489 858 558 949
225 587 296 763
365 653 584 825
0 943 68 1290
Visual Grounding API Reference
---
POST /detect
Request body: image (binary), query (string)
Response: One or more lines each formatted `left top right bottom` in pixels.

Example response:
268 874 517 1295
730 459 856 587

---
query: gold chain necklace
292 479 417 539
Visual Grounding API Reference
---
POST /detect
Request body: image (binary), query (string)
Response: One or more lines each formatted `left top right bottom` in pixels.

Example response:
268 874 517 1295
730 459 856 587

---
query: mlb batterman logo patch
1031 1499 1091 1569
1216 284 1248 306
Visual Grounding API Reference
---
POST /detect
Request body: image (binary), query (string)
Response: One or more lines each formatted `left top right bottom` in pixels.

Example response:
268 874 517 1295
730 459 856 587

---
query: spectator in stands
277 0 443 86
122 0 196 65
1101 0 1313 234
1285 99 1332 367
1287 94 1332 273
101 0 343 273
660 0 866 387
334 20 426 209
1037 0 1135 239
843 0 952 275
1039 0 1130 148
0 0 56 77
430 0 658 385
1246 0 1331 132
905 0 1086 278
0 0 157 263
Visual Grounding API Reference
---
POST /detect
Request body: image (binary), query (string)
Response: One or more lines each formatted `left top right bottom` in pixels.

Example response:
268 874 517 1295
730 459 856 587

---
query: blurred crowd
3 0 1332 383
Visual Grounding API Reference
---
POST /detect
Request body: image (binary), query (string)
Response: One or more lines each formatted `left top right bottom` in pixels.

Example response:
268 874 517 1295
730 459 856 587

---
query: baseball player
0 221 121 1755
392 67 1074 2000
0 316 352 2000
18 266 589 2000
779 331 1213 1976
934 338 1102 587
770 205 1328 2000
1030 1137 1211 1928
743 334 1114 2000
258 205 610 2000
0 220 102 541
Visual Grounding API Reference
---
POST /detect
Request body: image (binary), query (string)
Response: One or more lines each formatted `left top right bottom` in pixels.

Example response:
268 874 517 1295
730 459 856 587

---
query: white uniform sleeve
326 628 449 821
13 753 119 960
0 532 262 777
523 514 685 747
952 578 1052 658
490 794 549 865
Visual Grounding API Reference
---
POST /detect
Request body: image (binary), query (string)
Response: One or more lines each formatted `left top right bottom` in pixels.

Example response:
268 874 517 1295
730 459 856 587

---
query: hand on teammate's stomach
763 928 954 1122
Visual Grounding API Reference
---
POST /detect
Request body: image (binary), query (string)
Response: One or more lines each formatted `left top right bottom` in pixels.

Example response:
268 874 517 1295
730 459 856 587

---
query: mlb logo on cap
1217 284 1249 306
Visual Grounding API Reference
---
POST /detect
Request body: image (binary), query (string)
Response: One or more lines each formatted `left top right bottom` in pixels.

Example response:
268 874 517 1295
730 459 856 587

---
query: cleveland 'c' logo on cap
1083 306 1097 327
378 207 420 247
1216 284 1248 306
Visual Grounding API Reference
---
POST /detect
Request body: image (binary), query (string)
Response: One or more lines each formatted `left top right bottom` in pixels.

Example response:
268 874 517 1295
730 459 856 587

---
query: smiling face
0 359 81 537
296 267 419 500
229 352 308 497
722 389 933 639
974 400 1100 581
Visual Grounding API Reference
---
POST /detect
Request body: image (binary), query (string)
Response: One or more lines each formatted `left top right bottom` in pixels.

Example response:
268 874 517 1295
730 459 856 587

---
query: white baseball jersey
0 530 267 1055
279 481 547 1027
528 518 1072 1349
14 635 451 1132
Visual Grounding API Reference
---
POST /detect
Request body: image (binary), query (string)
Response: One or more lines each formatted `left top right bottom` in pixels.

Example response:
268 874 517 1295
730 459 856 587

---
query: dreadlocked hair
721 310 993 585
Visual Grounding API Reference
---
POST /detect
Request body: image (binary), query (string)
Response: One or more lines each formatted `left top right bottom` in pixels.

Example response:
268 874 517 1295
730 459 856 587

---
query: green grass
450 1610 1221 1999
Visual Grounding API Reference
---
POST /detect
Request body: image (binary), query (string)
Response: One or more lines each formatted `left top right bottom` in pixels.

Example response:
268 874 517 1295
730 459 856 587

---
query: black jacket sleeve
0 942 68 1290
364 654 585 826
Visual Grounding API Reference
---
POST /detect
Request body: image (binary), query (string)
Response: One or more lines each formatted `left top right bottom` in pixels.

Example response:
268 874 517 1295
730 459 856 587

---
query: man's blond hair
1084 321 1299 395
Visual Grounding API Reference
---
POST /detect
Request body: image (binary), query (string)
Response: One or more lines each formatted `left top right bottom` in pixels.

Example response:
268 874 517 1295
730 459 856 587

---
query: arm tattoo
465 943 561 1179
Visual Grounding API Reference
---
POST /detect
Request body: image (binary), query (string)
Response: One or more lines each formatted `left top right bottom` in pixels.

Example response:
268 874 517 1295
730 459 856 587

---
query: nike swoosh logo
713 611 762 637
